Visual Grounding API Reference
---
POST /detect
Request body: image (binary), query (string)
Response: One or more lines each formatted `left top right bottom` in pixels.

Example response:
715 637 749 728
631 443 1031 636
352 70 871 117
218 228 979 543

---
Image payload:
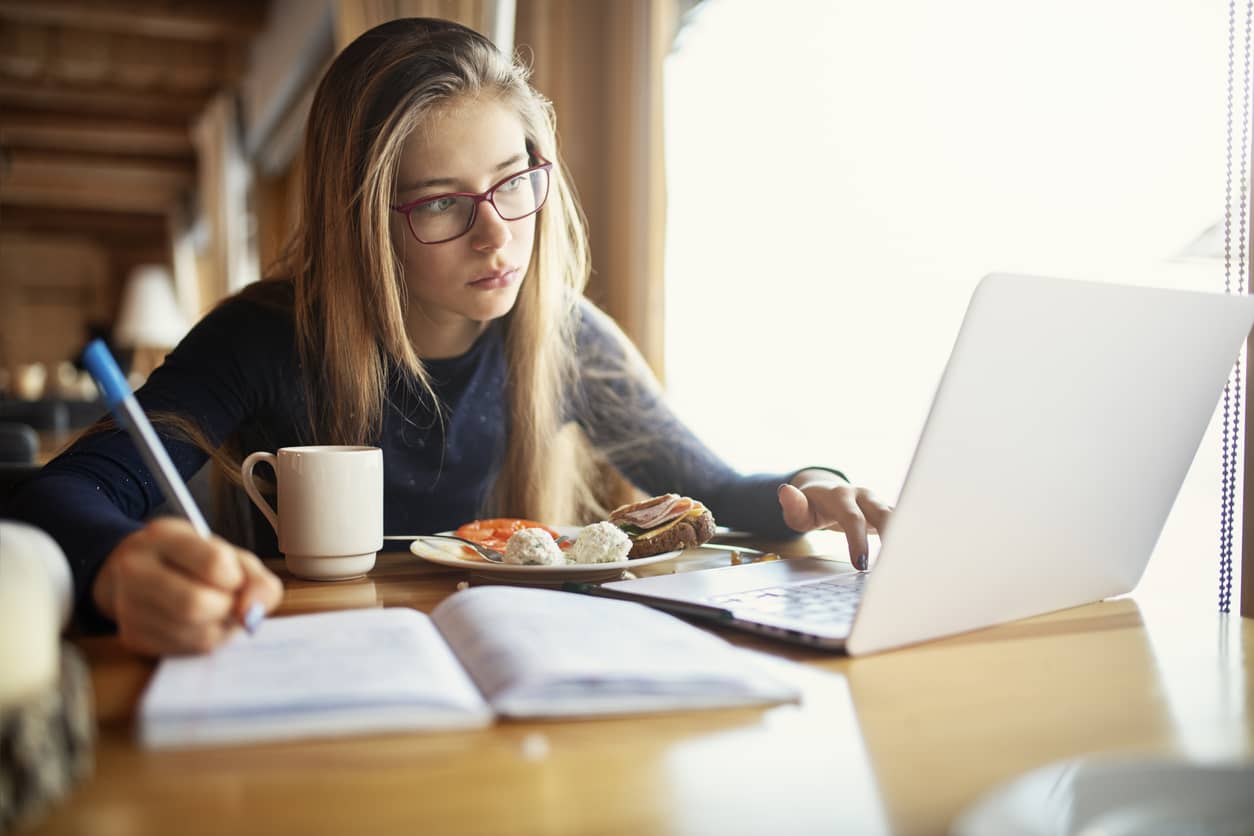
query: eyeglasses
391 156 553 245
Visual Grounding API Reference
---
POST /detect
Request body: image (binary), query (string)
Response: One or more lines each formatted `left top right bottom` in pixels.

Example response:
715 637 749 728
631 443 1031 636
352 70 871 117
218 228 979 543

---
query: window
664 0 1233 607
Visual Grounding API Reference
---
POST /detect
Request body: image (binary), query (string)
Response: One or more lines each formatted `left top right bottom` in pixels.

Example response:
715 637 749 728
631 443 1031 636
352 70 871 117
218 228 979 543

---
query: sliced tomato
455 518 561 552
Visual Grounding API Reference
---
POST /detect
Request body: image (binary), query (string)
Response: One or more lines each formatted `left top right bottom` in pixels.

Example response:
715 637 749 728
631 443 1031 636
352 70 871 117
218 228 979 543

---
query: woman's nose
469 198 512 252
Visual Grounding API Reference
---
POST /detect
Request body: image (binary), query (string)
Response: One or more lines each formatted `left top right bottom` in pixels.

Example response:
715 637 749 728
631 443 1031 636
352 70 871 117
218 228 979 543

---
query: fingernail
854 553 868 571
242 600 266 634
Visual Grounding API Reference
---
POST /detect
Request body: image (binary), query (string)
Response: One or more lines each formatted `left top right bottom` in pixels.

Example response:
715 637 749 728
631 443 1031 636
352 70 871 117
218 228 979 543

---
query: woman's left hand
777 470 893 570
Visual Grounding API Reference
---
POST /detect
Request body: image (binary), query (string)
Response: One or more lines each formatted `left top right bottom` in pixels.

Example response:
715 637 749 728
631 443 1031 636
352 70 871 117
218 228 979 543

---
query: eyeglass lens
408 168 550 243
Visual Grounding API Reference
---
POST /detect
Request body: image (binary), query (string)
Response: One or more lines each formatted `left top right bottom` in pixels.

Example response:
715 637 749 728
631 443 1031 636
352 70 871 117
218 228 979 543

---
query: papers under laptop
590 273 1254 655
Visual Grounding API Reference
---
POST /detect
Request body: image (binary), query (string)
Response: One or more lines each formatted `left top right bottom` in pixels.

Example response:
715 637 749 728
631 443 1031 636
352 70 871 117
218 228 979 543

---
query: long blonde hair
282 17 602 523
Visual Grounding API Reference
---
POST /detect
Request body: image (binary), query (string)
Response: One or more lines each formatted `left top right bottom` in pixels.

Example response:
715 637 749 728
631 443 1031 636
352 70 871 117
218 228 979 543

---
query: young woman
7 18 892 656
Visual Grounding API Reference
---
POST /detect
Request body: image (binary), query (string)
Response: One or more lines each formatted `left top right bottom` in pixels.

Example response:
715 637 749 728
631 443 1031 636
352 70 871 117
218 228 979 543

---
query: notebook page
140 607 492 747
431 586 798 717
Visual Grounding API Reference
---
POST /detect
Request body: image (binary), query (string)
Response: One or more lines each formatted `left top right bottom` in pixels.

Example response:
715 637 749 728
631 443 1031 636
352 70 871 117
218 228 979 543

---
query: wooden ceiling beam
0 183 180 215
0 21 238 90
0 78 206 121
0 204 168 245
1 148 192 214
3 147 197 174
0 110 193 158
0 0 265 42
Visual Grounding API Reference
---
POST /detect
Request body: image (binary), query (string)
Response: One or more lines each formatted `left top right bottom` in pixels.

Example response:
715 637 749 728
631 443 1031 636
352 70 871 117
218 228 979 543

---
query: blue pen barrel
81 339 211 539
82 340 131 411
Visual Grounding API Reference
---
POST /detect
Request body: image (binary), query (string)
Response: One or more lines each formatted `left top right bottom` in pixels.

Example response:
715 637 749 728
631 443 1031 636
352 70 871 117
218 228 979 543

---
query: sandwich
608 494 716 558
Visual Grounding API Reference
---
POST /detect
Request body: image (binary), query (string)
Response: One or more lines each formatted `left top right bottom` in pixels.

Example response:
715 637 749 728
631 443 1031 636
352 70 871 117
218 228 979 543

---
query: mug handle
241 451 279 534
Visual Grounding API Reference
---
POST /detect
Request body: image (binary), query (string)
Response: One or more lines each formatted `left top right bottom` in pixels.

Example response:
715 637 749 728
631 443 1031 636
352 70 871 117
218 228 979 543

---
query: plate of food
408 494 716 584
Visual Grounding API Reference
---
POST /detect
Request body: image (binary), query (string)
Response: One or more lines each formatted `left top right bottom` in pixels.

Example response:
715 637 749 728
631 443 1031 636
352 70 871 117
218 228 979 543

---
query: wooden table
26 531 1254 836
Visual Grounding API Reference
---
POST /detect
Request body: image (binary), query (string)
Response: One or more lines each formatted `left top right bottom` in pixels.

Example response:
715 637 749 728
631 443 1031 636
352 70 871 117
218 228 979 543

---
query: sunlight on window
664 0 1236 608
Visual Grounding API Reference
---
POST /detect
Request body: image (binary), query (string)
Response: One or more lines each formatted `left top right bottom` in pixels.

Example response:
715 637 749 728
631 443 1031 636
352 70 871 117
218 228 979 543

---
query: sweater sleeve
570 300 819 537
4 295 298 628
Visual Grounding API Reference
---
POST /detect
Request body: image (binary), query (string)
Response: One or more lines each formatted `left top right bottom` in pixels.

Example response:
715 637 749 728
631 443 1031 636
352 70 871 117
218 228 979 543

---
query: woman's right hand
92 517 283 656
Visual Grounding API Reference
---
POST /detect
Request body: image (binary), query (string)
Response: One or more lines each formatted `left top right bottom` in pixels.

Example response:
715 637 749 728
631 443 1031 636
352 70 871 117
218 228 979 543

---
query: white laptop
589 273 1254 655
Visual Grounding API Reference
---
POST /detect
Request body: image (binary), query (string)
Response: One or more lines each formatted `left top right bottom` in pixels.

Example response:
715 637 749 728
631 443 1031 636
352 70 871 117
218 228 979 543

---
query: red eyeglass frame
390 155 554 244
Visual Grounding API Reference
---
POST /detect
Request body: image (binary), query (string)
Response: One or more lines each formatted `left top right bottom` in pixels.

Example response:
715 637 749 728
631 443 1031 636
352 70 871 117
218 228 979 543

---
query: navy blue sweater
8 281 826 626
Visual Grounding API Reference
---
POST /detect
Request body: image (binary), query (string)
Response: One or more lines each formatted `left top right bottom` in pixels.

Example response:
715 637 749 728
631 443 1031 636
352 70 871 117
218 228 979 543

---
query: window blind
1220 0 1254 614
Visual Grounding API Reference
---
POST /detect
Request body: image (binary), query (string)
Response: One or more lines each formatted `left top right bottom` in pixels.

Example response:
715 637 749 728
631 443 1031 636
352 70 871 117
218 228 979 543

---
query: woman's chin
463 285 523 321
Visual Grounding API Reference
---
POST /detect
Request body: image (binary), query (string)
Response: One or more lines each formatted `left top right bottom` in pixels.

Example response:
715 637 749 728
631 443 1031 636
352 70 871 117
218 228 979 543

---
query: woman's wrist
788 467 850 491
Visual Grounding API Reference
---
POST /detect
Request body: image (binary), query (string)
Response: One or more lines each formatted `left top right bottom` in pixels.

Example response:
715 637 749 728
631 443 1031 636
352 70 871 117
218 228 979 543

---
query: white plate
951 756 1254 836
407 526 684 584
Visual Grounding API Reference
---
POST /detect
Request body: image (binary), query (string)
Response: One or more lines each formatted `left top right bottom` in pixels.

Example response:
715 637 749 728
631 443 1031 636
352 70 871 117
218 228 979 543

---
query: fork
387 533 507 562
437 534 509 562
391 532 576 563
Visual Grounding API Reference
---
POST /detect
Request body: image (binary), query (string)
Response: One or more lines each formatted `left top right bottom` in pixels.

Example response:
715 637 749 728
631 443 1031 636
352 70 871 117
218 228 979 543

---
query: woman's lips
468 268 520 290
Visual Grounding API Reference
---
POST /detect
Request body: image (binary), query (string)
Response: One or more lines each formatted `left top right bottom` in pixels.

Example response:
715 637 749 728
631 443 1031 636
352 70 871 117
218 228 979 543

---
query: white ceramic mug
241 445 383 581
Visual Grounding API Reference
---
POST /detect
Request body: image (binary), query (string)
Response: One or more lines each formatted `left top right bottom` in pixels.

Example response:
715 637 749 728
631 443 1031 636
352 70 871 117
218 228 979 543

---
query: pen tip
242 601 266 634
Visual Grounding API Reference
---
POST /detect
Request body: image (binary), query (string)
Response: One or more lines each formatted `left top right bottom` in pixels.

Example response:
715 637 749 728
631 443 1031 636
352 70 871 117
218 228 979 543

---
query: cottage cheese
503 528 565 565
569 521 632 564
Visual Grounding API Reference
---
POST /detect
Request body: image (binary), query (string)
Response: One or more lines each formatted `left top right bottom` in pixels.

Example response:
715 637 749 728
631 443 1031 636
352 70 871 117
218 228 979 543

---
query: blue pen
82 339 265 634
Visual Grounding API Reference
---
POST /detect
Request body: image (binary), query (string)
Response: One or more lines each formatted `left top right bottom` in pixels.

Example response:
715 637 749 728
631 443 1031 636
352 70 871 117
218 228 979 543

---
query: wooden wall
0 233 112 373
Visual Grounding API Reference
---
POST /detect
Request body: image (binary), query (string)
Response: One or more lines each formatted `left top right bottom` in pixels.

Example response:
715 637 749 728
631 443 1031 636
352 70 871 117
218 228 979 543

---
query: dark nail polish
855 553 868 571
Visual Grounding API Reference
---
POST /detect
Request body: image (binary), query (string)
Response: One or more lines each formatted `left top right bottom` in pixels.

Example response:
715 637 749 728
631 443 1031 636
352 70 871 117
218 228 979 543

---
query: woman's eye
498 174 527 193
417 197 457 214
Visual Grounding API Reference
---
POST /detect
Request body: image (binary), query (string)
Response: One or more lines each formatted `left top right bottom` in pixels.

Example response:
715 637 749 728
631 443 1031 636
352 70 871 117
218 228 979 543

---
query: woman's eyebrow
399 153 529 194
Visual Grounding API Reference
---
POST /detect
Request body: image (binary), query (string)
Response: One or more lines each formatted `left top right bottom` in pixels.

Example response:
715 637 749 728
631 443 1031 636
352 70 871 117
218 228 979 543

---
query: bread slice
628 508 716 558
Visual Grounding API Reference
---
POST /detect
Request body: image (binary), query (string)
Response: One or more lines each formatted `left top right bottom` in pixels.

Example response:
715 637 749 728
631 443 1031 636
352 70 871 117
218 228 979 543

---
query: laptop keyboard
707 573 869 626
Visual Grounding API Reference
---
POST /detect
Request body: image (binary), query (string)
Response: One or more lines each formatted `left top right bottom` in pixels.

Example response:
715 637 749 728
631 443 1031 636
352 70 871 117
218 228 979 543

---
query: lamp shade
113 265 189 349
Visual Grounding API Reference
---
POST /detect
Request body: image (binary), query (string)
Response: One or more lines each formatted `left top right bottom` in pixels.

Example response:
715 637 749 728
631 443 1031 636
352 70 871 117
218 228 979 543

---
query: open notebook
138 586 799 748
